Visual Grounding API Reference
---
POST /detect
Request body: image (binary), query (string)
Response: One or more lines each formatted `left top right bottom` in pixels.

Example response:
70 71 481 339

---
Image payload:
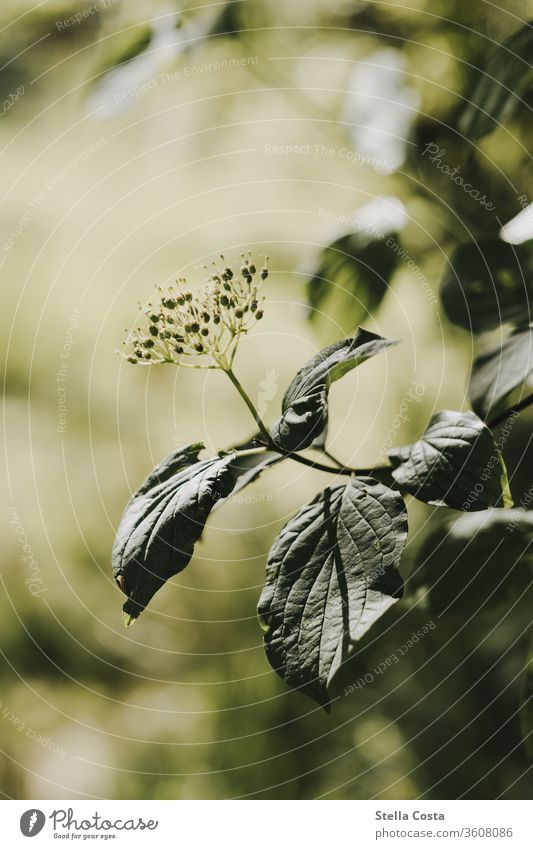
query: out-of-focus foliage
1 0 533 801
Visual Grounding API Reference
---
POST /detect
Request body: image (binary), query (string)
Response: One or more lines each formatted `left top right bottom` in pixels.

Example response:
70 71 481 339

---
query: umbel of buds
121 254 268 369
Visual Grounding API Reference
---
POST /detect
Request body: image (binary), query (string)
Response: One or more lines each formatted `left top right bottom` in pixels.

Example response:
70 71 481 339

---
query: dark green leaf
258 477 407 707
409 509 533 617
270 329 397 452
113 444 237 624
307 232 399 330
458 21 533 140
440 240 533 333
520 639 533 759
470 325 533 419
214 441 282 510
388 410 513 510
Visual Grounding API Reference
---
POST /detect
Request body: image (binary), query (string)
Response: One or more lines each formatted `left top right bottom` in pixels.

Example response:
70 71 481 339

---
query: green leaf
270 329 397 452
258 477 407 707
388 410 513 510
214 441 282 510
409 509 533 617
307 232 399 330
113 444 237 624
458 21 533 140
440 240 533 333
469 326 533 419
520 639 533 759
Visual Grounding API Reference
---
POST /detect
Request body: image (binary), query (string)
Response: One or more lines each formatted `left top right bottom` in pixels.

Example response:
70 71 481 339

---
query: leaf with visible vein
470 326 533 419
440 240 533 333
258 477 407 708
458 20 533 141
388 410 513 510
270 329 397 452
112 444 238 623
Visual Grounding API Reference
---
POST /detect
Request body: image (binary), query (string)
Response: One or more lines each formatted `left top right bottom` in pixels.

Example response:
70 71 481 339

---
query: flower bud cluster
122 254 268 367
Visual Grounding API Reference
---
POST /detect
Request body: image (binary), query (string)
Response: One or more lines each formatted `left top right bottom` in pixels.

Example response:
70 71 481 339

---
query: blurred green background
1 0 532 799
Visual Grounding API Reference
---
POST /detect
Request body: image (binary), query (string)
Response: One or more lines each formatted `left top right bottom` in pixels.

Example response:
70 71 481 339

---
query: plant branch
223 366 272 444
223 365 396 478
275 446 392 479
488 392 533 429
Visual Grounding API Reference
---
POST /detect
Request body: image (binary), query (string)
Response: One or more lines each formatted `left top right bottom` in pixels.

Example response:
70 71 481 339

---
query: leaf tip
122 610 137 629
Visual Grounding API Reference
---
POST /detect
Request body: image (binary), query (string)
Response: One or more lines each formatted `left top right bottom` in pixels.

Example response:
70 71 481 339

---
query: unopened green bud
194 342 204 352
127 356 138 364
256 310 264 320
149 325 159 337
201 327 209 336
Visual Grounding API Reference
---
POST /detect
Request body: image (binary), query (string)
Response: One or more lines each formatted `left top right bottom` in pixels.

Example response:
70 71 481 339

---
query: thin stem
275 446 390 478
223 366 272 443
223 364 393 477
320 448 344 469
488 392 533 429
